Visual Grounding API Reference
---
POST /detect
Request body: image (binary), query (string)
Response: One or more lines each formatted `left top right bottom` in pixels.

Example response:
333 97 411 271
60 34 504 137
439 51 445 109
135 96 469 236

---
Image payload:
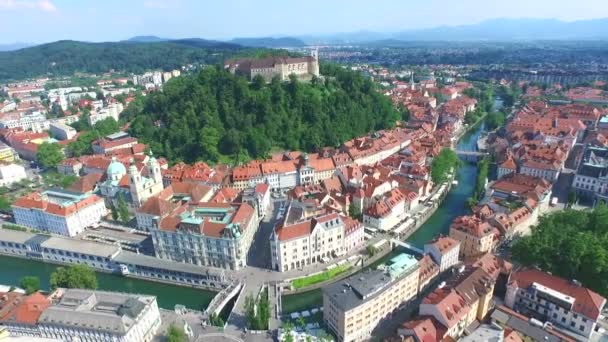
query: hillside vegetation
0 40 243 81
127 64 400 164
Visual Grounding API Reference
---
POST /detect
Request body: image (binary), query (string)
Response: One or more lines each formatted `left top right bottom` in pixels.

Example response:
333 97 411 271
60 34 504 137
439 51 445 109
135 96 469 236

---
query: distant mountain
297 18 608 44
392 18 608 41
229 37 307 47
125 35 169 43
0 42 34 51
0 39 245 81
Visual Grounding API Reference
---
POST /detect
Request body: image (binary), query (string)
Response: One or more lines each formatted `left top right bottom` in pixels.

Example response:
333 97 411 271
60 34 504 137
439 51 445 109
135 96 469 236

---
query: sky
1 0 608 43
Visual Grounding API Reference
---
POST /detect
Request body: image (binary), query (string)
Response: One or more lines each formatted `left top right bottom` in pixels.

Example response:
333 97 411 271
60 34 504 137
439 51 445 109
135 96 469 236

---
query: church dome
107 156 126 176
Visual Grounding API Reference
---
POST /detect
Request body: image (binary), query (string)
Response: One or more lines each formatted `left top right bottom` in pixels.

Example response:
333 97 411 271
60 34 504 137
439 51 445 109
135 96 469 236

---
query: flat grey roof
0 228 34 244
114 251 224 277
41 236 120 257
39 288 154 335
491 308 562 342
79 228 148 244
323 269 394 312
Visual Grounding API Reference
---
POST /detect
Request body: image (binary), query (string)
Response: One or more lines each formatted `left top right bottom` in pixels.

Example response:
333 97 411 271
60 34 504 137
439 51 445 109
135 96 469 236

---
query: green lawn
291 265 351 289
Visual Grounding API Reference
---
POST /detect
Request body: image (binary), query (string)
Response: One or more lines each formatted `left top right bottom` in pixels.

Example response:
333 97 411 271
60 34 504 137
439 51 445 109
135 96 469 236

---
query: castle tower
310 48 320 77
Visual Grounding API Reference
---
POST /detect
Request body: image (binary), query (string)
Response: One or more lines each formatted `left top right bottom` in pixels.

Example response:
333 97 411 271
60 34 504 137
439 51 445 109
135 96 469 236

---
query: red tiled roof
401 317 447 342
13 192 104 217
509 268 606 320
427 236 460 255
67 173 103 193
0 291 50 325
276 220 312 241
422 288 469 329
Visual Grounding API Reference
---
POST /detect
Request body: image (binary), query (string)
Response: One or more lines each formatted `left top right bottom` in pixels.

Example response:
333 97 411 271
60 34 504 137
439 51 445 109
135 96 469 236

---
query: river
0 255 216 311
281 121 488 314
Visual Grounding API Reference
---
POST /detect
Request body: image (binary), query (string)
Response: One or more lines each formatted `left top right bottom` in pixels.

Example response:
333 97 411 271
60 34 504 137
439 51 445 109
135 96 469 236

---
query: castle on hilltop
225 49 319 82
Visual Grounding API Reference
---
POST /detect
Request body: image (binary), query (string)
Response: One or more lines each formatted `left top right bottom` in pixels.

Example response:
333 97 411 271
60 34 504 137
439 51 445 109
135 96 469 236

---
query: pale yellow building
0 142 17 162
323 253 420 342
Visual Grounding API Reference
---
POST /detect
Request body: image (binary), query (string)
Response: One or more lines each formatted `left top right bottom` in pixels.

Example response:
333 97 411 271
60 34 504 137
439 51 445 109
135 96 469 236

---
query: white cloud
0 0 57 12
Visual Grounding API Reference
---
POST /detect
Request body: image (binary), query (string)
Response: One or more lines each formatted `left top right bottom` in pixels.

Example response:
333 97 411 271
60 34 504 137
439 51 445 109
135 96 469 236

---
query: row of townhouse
448 173 552 259
393 254 513 342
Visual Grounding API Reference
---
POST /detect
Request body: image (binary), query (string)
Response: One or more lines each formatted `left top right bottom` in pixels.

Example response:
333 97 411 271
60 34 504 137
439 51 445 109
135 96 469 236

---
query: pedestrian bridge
390 239 425 255
455 150 489 162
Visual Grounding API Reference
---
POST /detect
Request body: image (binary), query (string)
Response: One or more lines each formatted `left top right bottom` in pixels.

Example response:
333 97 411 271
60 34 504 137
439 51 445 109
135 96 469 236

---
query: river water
281 121 487 313
0 256 216 310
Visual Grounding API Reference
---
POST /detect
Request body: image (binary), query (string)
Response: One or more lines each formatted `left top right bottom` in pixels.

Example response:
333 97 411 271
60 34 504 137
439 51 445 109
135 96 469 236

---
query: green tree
430 148 459 184
466 197 478 210
296 316 306 330
282 322 295 342
348 205 362 221
117 193 130 224
127 66 400 164
511 206 608 297
50 265 97 290
36 142 64 169
19 276 40 294
567 191 577 207
366 245 378 257
110 203 119 221
166 324 187 342
0 195 12 211
244 291 270 330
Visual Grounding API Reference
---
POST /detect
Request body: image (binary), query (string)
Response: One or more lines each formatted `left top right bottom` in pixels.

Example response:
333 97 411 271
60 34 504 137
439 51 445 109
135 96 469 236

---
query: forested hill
0 39 244 81
126 65 400 164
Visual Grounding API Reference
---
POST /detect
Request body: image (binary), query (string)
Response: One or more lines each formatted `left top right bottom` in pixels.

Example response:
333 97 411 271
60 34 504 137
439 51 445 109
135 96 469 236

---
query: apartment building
505 268 606 341
270 212 364 272
151 202 258 270
323 253 420 342
449 215 500 259
363 188 408 231
12 189 107 237
424 236 461 272
572 145 608 205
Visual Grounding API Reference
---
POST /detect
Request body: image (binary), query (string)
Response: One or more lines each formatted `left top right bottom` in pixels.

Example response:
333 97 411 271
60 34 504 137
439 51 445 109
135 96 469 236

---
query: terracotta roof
427 236 460 255
67 173 103 193
0 292 50 325
401 317 447 342
504 328 524 342
509 268 606 320
450 215 496 238
13 192 104 217
254 183 269 195
260 160 297 175
322 176 343 193
419 254 440 284
422 288 469 329
308 157 336 172
500 156 517 170
211 187 240 203
232 163 262 181
275 220 312 241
